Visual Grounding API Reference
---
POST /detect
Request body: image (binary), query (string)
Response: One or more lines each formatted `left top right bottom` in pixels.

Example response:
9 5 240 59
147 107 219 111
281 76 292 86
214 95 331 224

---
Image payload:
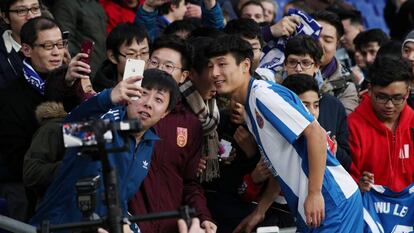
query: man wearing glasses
92 23 150 92
349 56 414 193
0 0 41 89
0 16 92 221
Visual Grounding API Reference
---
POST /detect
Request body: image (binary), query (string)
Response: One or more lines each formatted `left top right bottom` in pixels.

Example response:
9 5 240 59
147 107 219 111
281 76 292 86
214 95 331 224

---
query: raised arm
65 76 142 122
201 0 225 29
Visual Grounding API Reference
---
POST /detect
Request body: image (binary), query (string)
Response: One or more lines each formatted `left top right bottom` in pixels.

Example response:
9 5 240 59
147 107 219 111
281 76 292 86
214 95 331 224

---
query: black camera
76 175 101 221
63 119 142 148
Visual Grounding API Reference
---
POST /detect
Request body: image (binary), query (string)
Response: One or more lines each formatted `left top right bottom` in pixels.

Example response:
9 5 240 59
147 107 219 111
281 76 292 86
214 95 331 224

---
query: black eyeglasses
147 58 182 74
285 59 315 70
374 92 408 105
33 40 68 50
8 6 41 17
118 51 150 60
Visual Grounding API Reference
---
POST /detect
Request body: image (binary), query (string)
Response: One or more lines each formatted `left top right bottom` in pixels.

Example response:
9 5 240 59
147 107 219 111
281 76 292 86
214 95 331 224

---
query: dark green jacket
23 102 67 197
52 0 107 78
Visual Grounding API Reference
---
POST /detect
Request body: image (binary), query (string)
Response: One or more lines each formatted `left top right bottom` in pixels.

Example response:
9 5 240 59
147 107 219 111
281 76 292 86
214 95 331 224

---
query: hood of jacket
35 101 67 125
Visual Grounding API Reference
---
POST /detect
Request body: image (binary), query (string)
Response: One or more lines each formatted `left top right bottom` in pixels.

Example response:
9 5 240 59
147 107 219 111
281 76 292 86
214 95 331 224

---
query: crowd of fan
1 0 414 232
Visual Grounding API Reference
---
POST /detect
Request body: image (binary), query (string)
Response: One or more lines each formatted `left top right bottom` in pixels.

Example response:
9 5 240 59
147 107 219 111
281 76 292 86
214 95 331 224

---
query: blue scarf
23 59 45 95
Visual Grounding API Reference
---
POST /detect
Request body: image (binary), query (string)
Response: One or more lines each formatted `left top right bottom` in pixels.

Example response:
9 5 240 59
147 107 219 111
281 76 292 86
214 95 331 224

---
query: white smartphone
256 226 280 233
123 58 145 87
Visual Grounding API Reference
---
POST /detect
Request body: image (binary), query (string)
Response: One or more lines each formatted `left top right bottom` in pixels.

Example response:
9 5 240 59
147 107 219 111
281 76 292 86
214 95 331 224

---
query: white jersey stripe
327 165 358 198
254 82 313 142
245 79 359 229
363 208 384 233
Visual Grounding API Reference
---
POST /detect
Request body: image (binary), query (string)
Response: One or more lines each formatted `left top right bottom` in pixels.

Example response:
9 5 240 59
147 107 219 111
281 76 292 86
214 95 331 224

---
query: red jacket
348 95 414 192
99 0 139 33
129 100 212 233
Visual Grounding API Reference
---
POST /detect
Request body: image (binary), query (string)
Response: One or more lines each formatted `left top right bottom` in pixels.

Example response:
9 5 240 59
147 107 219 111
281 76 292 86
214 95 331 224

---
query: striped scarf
23 59 45 95
180 79 220 182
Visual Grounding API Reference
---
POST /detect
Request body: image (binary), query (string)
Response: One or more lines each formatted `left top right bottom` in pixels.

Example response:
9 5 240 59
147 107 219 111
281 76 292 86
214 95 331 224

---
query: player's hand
178 218 206 233
270 15 301 38
233 126 257 158
251 157 272 184
65 53 91 86
358 171 374 192
304 191 325 228
201 220 217 233
110 76 143 104
233 208 265 233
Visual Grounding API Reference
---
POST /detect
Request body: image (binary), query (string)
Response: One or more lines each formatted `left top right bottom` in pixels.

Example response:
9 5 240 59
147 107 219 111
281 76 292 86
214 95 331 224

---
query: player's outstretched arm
302 120 326 228
233 177 281 233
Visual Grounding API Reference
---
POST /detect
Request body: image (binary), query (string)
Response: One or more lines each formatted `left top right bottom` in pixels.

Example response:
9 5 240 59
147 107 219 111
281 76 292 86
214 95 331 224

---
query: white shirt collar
2 30 21 53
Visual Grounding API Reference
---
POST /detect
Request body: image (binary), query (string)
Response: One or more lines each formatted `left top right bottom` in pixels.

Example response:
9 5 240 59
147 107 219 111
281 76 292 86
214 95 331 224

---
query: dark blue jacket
0 30 23 89
318 93 351 170
135 1 225 41
30 89 159 231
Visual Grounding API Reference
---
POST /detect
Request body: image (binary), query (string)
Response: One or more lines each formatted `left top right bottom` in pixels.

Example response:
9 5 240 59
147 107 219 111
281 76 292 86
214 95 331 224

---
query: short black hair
224 18 263 47
342 10 363 26
158 0 183 15
376 40 402 59
368 56 413 87
205 35 254 74
311 10 344 40
188 36 213 75
1 0 42 18
282 73 319 96
106 23 149 60
20 16 59 46
330 8 363 26
151 35 192 70
285 34 323 64
142 68 180 112
353 29 390 51
190 26 225 38
164 19 198 37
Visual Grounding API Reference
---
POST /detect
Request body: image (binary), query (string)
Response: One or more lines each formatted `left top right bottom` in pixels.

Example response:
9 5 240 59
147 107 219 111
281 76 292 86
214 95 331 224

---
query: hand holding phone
123 59 145 100
123 58 145 87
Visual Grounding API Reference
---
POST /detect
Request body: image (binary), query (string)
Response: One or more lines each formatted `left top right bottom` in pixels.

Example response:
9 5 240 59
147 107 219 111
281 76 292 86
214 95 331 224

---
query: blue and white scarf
259 8 322 73
23 59 45 95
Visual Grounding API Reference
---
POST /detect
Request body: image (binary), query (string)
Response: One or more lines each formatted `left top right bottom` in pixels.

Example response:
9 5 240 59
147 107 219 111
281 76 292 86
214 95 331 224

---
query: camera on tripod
76 175 101 221
62 119 142 148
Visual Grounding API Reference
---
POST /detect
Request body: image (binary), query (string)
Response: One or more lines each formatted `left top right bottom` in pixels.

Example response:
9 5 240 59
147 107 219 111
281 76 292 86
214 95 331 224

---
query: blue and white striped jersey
363 184 414 233
244 79 360 231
